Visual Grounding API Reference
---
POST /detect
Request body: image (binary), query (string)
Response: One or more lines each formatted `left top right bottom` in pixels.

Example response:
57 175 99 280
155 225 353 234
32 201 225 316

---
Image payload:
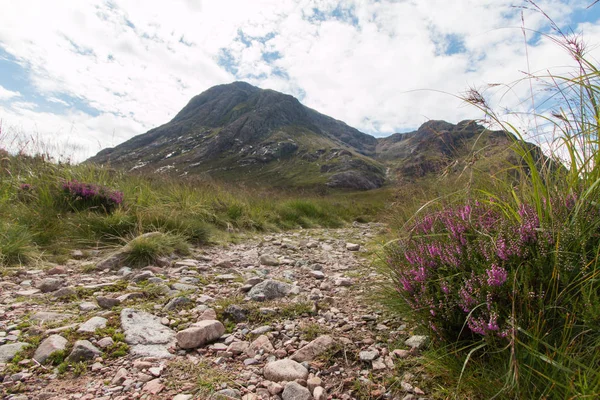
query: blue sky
0 0 599 161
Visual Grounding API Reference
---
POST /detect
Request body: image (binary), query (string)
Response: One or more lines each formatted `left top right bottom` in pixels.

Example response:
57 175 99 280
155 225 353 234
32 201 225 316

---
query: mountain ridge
88 82 523 190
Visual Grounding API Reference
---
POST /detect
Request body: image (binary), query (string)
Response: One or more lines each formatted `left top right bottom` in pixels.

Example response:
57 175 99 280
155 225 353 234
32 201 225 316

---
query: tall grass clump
384 5 600 399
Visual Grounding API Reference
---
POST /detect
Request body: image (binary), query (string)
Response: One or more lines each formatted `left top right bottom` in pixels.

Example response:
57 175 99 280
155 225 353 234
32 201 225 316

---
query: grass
379 5 600 399
0 149 392 268
164 360 236 397
122 232 190 267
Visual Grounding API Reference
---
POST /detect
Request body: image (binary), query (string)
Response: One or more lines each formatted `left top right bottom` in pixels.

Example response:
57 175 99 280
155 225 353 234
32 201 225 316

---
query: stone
37 278 62 293
176 320 225 349
405 335 428 350
112 367 128 385
171 283 198 292
67 340 101 362
359 349 379 361
267 382 284 395
310 270 325 279
307 377 322 393
392 349 411 359
226 341 249 355
247 335 274 356
143 378 164 395
215 274 236 281
346 243 360 251
372 358 387 370
259 254 280 266
281 381 311 400
46 265 67 275
290 335 335 362
198 308 217 321
263 359 309 382
164 296 192 311
33 335 67 364
97 337 115 349
313 386 326 400
30 311 71 323
77 316 108 334
247 279 292 301
53 286 76 298
120 308 176 358
335 278 353 287
173 395 193 400
224 305 248 322
79 301 99 311
211 388 242 399
96 296 121 309
0 342 28 363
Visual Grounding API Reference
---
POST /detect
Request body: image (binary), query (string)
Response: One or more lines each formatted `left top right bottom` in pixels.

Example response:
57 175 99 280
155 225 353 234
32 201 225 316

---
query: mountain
88 82 533 190
89 82 385 190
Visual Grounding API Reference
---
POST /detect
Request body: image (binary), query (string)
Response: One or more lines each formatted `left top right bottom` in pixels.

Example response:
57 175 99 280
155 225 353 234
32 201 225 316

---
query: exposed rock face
120 308 176 358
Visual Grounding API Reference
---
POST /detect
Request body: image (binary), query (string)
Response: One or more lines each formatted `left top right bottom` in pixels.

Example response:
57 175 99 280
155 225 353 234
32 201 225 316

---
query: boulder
77 316 107 334
37 278 62 293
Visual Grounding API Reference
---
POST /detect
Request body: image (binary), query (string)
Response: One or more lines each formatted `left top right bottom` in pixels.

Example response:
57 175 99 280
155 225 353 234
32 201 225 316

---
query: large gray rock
263 359 309 382
282 382 311 400
248 280 292 301
37 278 62 293
0 342 28 363
120 308 176 358
176 320 225 349
67 340 101 362
34 334 68 364
290 335 335 362
77 316 107 334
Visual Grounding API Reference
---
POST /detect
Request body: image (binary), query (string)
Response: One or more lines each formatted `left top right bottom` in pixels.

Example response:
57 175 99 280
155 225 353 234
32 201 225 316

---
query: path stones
263 359 309 382
36 278 62 293
282 382 311 400
33 334 67 364
66 340 101 362
96 296 121 309
346 243 360 251
176 320 225 349
290 335 335 362
0 342 28 362
120 308 176 358
77 316 107 334
259 254 280 266
247 279 292 301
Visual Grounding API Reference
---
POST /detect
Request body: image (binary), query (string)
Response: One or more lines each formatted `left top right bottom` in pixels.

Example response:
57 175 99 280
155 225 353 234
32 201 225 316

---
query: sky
0 0 599 161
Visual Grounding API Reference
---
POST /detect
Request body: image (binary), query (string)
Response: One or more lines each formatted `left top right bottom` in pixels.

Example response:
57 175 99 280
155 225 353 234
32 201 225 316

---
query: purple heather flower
486 264 508 287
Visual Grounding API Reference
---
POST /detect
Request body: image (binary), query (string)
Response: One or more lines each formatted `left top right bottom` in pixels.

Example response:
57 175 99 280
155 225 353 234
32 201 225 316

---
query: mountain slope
89 82 541 191
89 82 384 190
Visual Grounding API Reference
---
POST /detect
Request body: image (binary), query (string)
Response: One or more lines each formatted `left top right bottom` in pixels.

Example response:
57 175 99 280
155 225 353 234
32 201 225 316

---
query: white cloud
0 85 20 101
0 0 598 160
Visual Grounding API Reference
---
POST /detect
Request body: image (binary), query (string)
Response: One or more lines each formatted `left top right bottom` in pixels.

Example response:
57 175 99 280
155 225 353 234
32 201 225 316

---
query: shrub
122 232 190 267
61 180 123 213
0 224 38 266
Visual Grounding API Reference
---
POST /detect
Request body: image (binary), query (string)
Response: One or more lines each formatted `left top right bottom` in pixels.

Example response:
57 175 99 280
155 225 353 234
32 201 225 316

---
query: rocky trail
0 223 430 400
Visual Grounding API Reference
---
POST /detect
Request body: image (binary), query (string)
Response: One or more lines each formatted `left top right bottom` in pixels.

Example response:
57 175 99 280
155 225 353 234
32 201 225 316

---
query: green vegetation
382 12 600 399
0 151 390 268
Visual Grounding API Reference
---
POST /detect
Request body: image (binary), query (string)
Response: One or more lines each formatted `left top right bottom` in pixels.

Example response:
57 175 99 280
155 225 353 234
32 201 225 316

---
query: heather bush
61 180 123 213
